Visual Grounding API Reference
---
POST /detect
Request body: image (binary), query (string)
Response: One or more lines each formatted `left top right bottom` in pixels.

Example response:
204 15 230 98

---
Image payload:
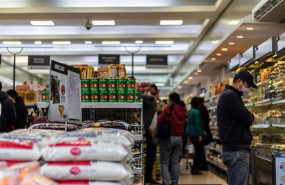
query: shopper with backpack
0 82 16 132
157 93 187 185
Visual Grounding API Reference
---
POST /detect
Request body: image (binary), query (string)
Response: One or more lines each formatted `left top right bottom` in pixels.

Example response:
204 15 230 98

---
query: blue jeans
160 136 183 185
221 150 250 185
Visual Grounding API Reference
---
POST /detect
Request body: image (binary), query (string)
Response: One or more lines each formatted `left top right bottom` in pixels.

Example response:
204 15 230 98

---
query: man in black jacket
0 82 16 132
143 84 159 184
217 70 257 185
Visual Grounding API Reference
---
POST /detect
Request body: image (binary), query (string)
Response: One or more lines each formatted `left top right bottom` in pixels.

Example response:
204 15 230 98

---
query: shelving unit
81 102 142 109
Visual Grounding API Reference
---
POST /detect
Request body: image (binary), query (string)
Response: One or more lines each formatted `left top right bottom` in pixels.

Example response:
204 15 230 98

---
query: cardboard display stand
49 60 81 122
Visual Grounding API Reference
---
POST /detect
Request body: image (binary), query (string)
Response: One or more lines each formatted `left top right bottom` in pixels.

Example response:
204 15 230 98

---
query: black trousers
190 136 206 171
145 131 157 181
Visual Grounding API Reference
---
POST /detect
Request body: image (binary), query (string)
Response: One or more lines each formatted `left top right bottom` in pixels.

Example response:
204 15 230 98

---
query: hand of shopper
198 136 203 143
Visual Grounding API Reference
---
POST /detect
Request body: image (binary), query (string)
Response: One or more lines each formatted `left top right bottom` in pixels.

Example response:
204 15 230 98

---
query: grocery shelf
208 106 217 111
37 102 49 108
252 124 270 129
133 168 143 174
272 124 285 128
134 135 143 141
255 99 271 106
256 79 270 86
25 102 36 107
81 102 143 109
205 146 222 154
272 99 285 105
245 102 254 107
206 159 227 172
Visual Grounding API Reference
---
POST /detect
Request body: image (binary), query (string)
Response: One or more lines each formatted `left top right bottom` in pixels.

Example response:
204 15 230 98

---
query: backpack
156 105 174 139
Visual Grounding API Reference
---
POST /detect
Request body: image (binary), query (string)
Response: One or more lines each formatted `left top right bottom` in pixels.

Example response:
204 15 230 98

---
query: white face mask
239 82 251 97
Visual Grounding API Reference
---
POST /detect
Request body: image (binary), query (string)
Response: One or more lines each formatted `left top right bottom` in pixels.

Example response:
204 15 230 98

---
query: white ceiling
0 0 274 96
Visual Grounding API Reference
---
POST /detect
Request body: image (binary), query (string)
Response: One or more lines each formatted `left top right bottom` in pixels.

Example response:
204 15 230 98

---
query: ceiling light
92 20 115 26
184 81 188 84
216 53 222 56
211 58 216 61
229 42 235 45
246 27 254 30
85 41 92 44
221 48 228 51
34 41 42 45
178 85 182 89
211 40 220 44
2 41 22 45
237 35 244 39
188 77 193 80
155 83 165 87
135 40 143 44
228 20 240 25
197 69 202 73
102 41 120 45
155 40 174 45
30 21 54 26
160 20 183 25
52 41 71 45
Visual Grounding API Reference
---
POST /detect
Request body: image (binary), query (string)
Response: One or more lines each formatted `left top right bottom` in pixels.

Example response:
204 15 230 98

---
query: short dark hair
191 97 200 108
233 77 239 83
150 84 158 91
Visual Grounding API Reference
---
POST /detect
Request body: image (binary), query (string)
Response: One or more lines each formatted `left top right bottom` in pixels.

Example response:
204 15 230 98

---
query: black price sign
99 54 120 65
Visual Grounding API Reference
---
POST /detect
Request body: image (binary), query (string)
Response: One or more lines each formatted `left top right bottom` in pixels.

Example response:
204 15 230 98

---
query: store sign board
278 32 285 52
275 153 285 185
146 55 168 68
255 37 276 60
28 55 50 70
228 54 240 71
240 47 254 67
49 60 81 122
98 54 120 65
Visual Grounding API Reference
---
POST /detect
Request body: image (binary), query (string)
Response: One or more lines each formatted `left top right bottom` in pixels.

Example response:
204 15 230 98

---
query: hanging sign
28 55 50 70
146 55 168 68
98 54 120 65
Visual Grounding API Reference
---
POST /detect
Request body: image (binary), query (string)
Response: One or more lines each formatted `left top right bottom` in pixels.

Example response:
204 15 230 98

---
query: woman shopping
7 90 28 129
185 97 204 175
157 93 187 185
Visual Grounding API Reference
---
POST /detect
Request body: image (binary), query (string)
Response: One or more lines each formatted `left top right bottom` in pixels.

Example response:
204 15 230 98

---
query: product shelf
81 102 143 109
254 99 271 106
207 106 217 111
245 102 254 107
205 146 222 154
252 124 285 129
206 159 227 172
25 102 37 107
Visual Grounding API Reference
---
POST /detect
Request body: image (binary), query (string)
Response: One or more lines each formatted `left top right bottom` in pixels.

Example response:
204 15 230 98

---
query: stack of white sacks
0 128 134 185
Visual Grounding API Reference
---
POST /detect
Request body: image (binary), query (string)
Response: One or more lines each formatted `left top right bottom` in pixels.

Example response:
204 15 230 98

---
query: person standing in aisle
7 90 28 129
157 93 187 185
198 97 212 171
217 70 257 185
143 84 160 184
185 97 204 175
0 82 16 132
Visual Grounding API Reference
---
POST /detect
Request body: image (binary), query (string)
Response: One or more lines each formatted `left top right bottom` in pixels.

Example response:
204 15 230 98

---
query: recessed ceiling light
178 85 182 89
221 48 228 51
85 41 92 44
34 41 42 45
2 41 22 45
30 21 54 26
211 58 216 61
246 27 254 30
216 53 222 56
155 40 174 45
184 81 188 84
188 77 193 80
211 40 220 44
237 35 244 39
135 40 143 44
160 20 183 25
229 42 235 45
52 41 71 45
197 69 202 73
228 20 240 25
102 41 120 45
92 20 115 26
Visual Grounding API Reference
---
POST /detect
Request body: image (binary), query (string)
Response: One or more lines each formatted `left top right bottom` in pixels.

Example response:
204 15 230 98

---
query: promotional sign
49 60 81 122
255 37 277 60
98 54 120 65
228 54 240 71
240 47 254 67
146 55 168 68
28 55 50 70
275 153 285 184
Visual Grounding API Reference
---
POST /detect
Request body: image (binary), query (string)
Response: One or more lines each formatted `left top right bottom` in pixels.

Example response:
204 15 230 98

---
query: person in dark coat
143 84 160 184
7 90 28 129
0 82 16 132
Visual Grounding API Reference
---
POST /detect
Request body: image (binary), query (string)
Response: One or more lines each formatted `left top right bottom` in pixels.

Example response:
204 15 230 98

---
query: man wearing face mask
143 84 160 184
217 70 257 185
